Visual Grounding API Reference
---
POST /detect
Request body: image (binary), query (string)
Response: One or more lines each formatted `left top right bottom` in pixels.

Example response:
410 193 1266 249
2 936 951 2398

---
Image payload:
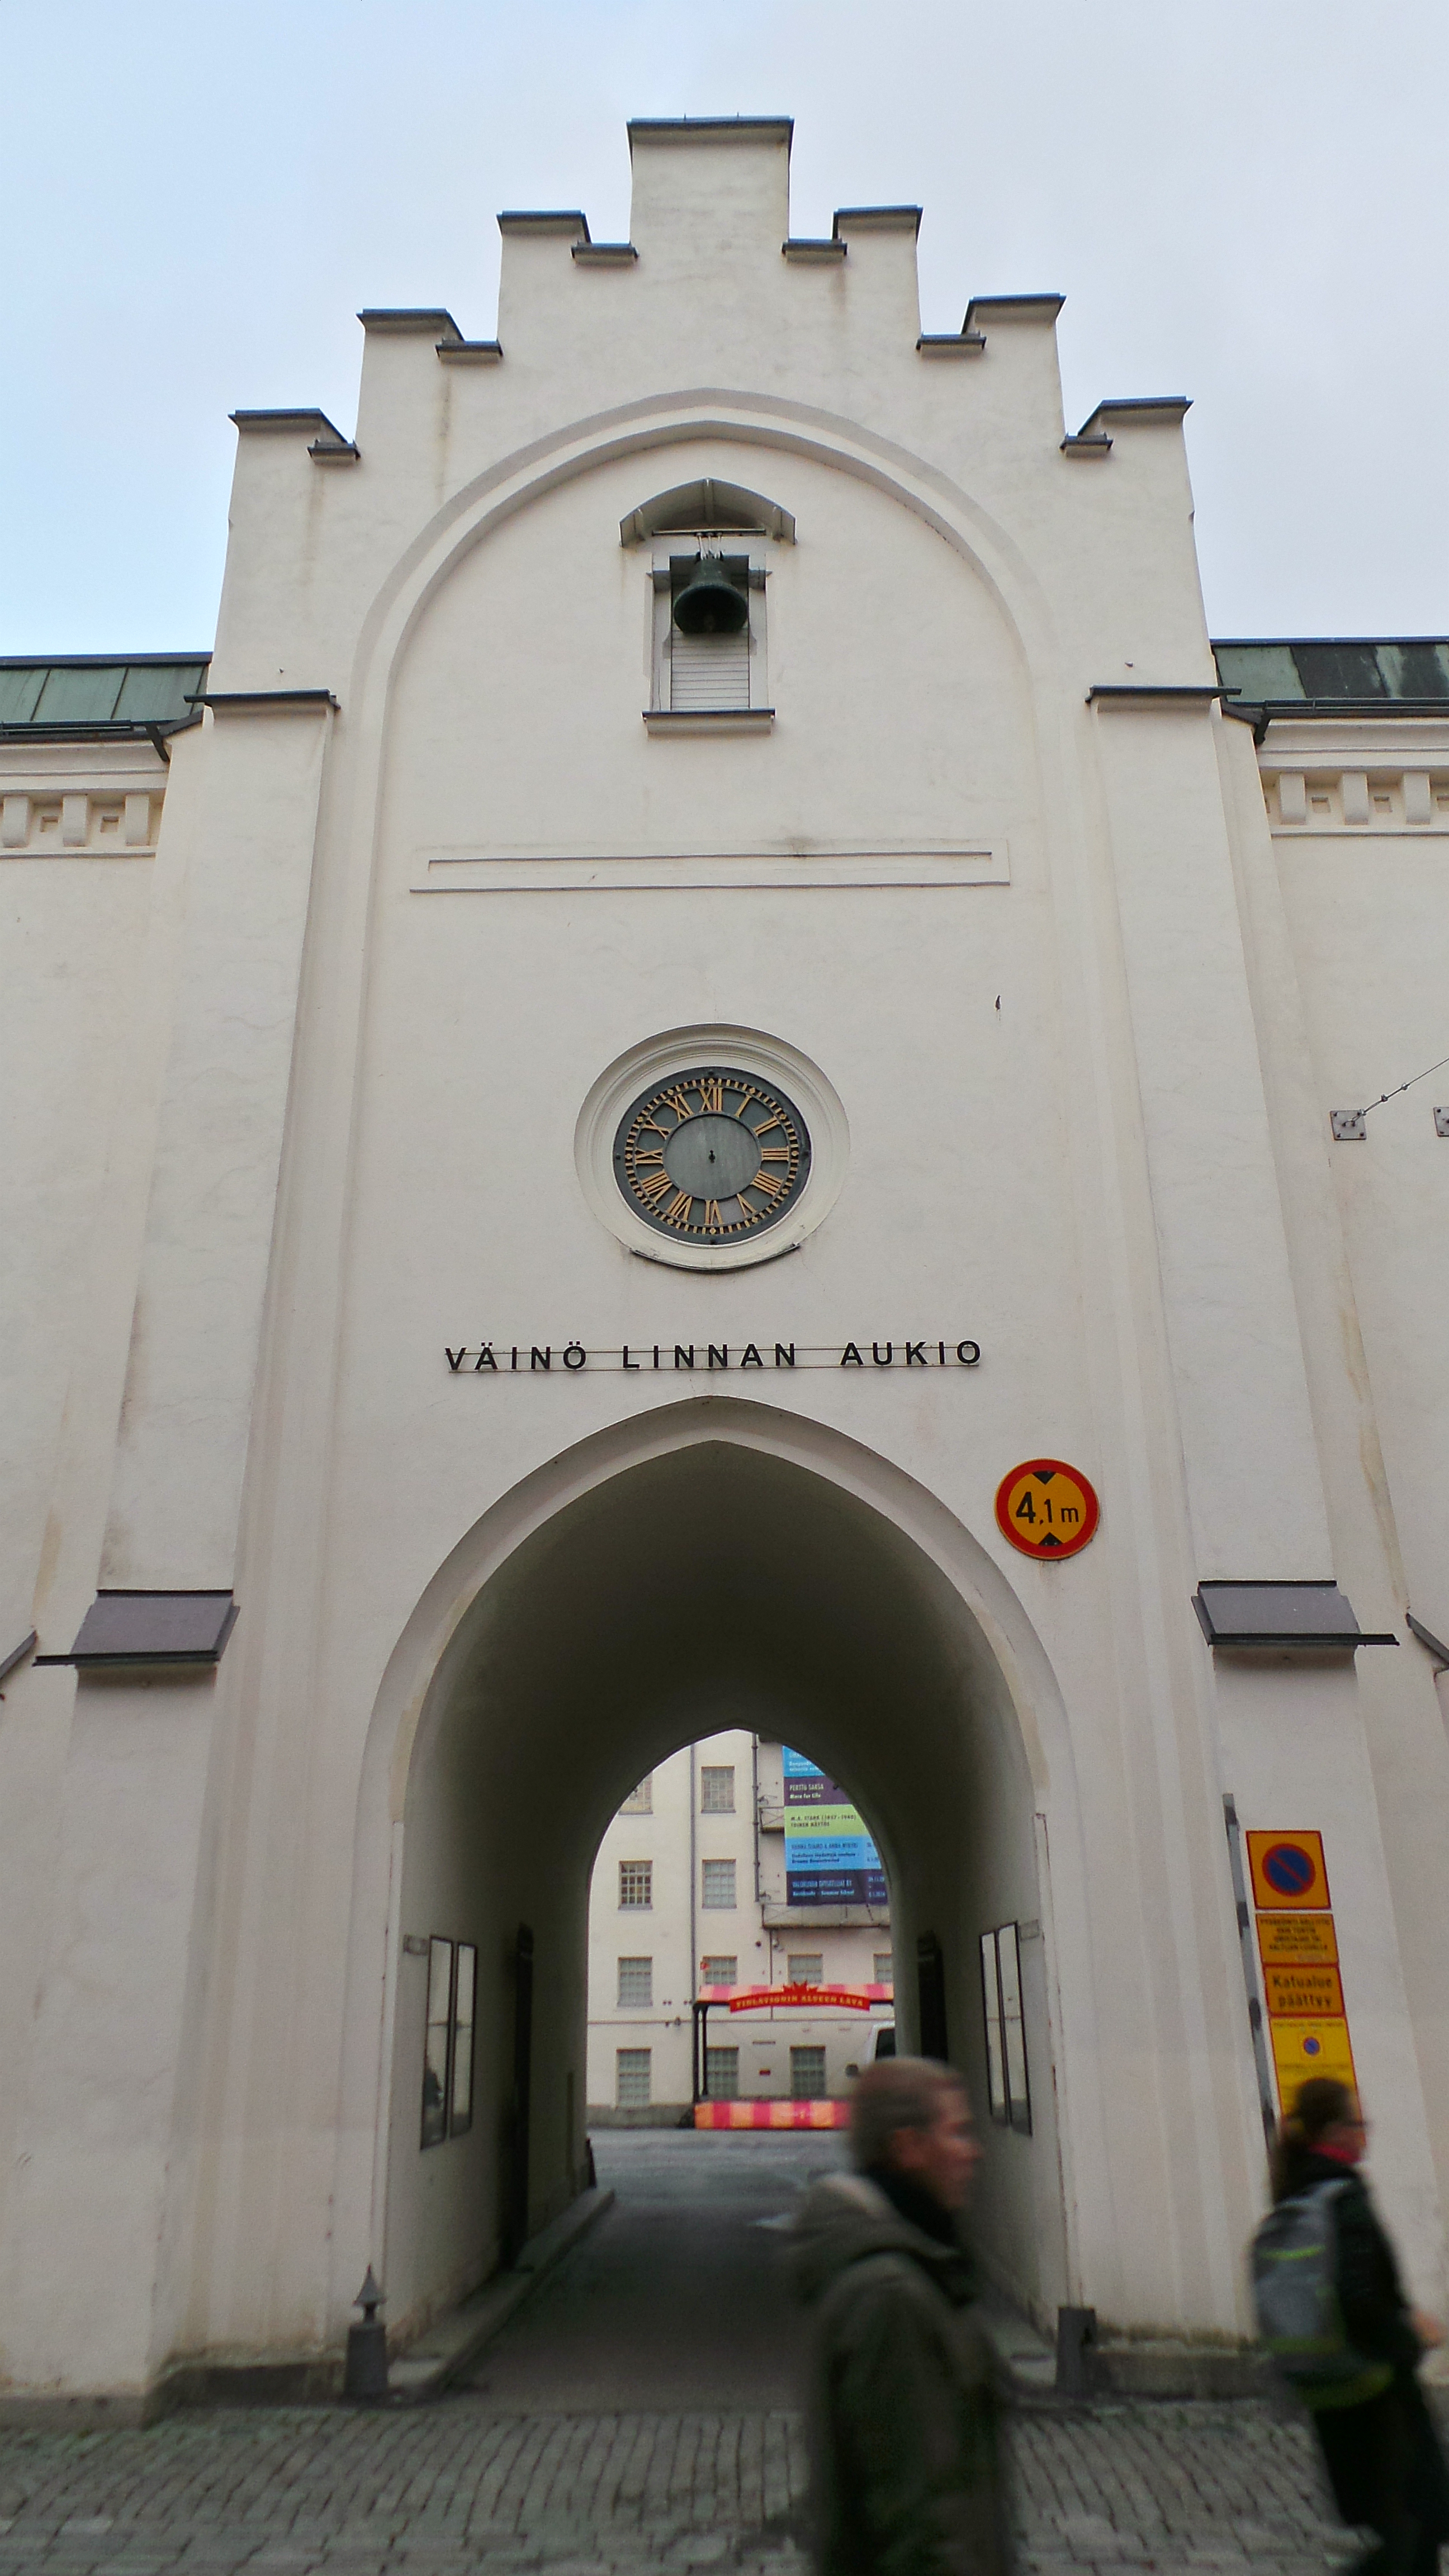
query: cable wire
1358 1049 1449 1121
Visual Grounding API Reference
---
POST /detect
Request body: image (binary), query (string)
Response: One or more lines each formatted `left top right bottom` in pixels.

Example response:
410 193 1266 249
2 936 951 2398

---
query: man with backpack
1254 2076 1449 2575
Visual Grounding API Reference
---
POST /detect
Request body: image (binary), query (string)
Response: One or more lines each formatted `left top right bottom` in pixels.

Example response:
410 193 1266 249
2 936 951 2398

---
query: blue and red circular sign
1247 1829 1329 1912
1263 1843 1317 1900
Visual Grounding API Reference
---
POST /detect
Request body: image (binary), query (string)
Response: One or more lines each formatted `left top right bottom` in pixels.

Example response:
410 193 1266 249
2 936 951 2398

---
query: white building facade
585 1733 892 2120
4 113 1449 2409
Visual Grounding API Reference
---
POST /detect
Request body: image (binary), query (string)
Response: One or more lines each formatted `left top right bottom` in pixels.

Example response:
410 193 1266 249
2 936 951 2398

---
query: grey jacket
791 2172 1008 2576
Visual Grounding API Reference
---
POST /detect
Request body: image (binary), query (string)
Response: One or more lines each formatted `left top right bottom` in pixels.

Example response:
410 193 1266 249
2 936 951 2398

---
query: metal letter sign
995 1459 1099 1560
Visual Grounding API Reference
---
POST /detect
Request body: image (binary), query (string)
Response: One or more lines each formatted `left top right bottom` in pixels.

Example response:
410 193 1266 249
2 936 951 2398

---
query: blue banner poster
783 1748 888 1905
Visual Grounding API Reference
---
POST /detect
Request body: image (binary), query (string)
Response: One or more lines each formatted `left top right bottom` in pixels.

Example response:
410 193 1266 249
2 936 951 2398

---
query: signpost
1246 1829 1357 2116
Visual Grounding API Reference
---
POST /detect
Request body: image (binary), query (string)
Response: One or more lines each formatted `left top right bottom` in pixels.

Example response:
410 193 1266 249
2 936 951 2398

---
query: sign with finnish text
783 1748 888 1908
444 1337 982 1375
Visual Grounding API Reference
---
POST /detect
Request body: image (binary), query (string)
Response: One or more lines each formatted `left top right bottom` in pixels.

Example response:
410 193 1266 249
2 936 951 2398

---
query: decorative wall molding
411 843 1008 892
0 787 159 855
1261 765 1449 835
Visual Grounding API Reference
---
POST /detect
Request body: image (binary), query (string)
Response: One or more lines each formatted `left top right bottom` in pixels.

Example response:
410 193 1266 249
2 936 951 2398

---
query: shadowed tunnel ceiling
413 1438 1034 1890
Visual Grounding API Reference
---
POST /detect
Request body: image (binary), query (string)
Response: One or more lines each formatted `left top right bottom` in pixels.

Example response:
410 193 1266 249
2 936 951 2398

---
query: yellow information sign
1270 2017 1357 2113
1257 1913 1338 1966
1262 1961 1345 2020
1247 1829 1330 1912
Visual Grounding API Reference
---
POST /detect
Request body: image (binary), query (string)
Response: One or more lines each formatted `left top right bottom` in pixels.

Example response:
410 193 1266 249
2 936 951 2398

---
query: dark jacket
1274 2145 1449 2563
1274 2143 1421 2378
791 2171 1007 2576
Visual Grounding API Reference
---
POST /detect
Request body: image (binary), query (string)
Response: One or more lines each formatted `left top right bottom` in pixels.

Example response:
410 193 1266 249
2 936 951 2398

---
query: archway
366 1407 1076 2349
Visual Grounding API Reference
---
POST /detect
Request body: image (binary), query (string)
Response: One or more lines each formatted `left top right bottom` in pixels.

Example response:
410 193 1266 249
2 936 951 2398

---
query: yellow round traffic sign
995 1458 1099 1560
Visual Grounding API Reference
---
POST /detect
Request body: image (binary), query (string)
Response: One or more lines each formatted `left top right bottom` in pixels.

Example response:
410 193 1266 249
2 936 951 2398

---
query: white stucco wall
3 115 1448 2401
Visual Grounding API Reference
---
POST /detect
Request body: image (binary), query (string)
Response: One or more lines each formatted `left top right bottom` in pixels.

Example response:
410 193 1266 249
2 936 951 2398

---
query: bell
672 555 749 638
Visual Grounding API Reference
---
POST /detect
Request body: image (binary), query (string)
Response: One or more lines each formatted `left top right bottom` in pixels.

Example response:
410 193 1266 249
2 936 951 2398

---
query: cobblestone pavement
0 2395 1362 2576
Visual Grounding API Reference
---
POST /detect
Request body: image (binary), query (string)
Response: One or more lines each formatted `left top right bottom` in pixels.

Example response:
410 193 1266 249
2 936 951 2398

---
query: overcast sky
4 0 1446 654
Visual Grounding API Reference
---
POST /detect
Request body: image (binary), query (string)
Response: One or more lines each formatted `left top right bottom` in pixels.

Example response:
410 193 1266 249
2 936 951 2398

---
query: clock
614 1067 811 1243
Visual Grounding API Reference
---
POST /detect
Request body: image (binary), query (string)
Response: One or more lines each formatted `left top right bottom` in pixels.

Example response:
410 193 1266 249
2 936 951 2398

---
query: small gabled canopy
620 479 795 547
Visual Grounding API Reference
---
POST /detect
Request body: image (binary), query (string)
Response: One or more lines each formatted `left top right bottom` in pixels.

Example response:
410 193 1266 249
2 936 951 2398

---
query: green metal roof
0 654 211 743
2 641 1444 737
1213 639 1449 711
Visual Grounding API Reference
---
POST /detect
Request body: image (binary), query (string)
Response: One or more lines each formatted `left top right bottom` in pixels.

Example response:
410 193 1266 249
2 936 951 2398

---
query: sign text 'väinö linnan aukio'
444 1338 983 1375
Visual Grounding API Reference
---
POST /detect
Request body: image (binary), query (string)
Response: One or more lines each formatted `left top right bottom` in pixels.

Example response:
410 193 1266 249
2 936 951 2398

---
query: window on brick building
701 1859 736 1909
791 2045 827 2100
617 1956 652 2007
700 1765 735 1813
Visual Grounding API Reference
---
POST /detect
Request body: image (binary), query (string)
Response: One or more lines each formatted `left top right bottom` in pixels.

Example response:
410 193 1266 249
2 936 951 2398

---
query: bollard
1055 2304 1097 2398
343 2266 389 2402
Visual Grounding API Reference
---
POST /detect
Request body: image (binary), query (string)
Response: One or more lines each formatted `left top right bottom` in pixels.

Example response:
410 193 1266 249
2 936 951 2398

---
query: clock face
614 1067 811 1243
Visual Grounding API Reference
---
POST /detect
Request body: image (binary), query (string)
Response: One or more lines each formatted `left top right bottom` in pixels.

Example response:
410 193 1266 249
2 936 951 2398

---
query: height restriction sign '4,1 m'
995 1460 1100 1561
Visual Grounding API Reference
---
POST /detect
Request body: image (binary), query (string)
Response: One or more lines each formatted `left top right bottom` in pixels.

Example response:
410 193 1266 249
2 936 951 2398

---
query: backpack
1251 2179 1394 2409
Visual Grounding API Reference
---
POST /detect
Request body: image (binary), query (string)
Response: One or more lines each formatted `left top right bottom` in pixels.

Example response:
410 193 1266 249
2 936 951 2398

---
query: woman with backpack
1267 2076 1449 2575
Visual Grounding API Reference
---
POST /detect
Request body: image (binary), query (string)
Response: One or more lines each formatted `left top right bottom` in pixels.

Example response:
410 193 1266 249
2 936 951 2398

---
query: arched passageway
371 1412 1072 2347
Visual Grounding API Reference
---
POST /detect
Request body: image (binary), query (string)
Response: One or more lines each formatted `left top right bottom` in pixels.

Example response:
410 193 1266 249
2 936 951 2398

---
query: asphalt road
461 2129 848 2410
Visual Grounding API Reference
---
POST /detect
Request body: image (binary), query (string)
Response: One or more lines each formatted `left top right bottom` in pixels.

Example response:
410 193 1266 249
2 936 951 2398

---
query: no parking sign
1247 1829 1329 1912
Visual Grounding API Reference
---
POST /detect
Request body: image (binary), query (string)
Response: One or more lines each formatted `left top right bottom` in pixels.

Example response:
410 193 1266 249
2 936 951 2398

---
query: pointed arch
330 1398 1107 2352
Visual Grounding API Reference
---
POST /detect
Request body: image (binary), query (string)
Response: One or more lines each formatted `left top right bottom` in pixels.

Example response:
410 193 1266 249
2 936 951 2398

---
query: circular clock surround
575 1026 849 1271
614 1067 811 1244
